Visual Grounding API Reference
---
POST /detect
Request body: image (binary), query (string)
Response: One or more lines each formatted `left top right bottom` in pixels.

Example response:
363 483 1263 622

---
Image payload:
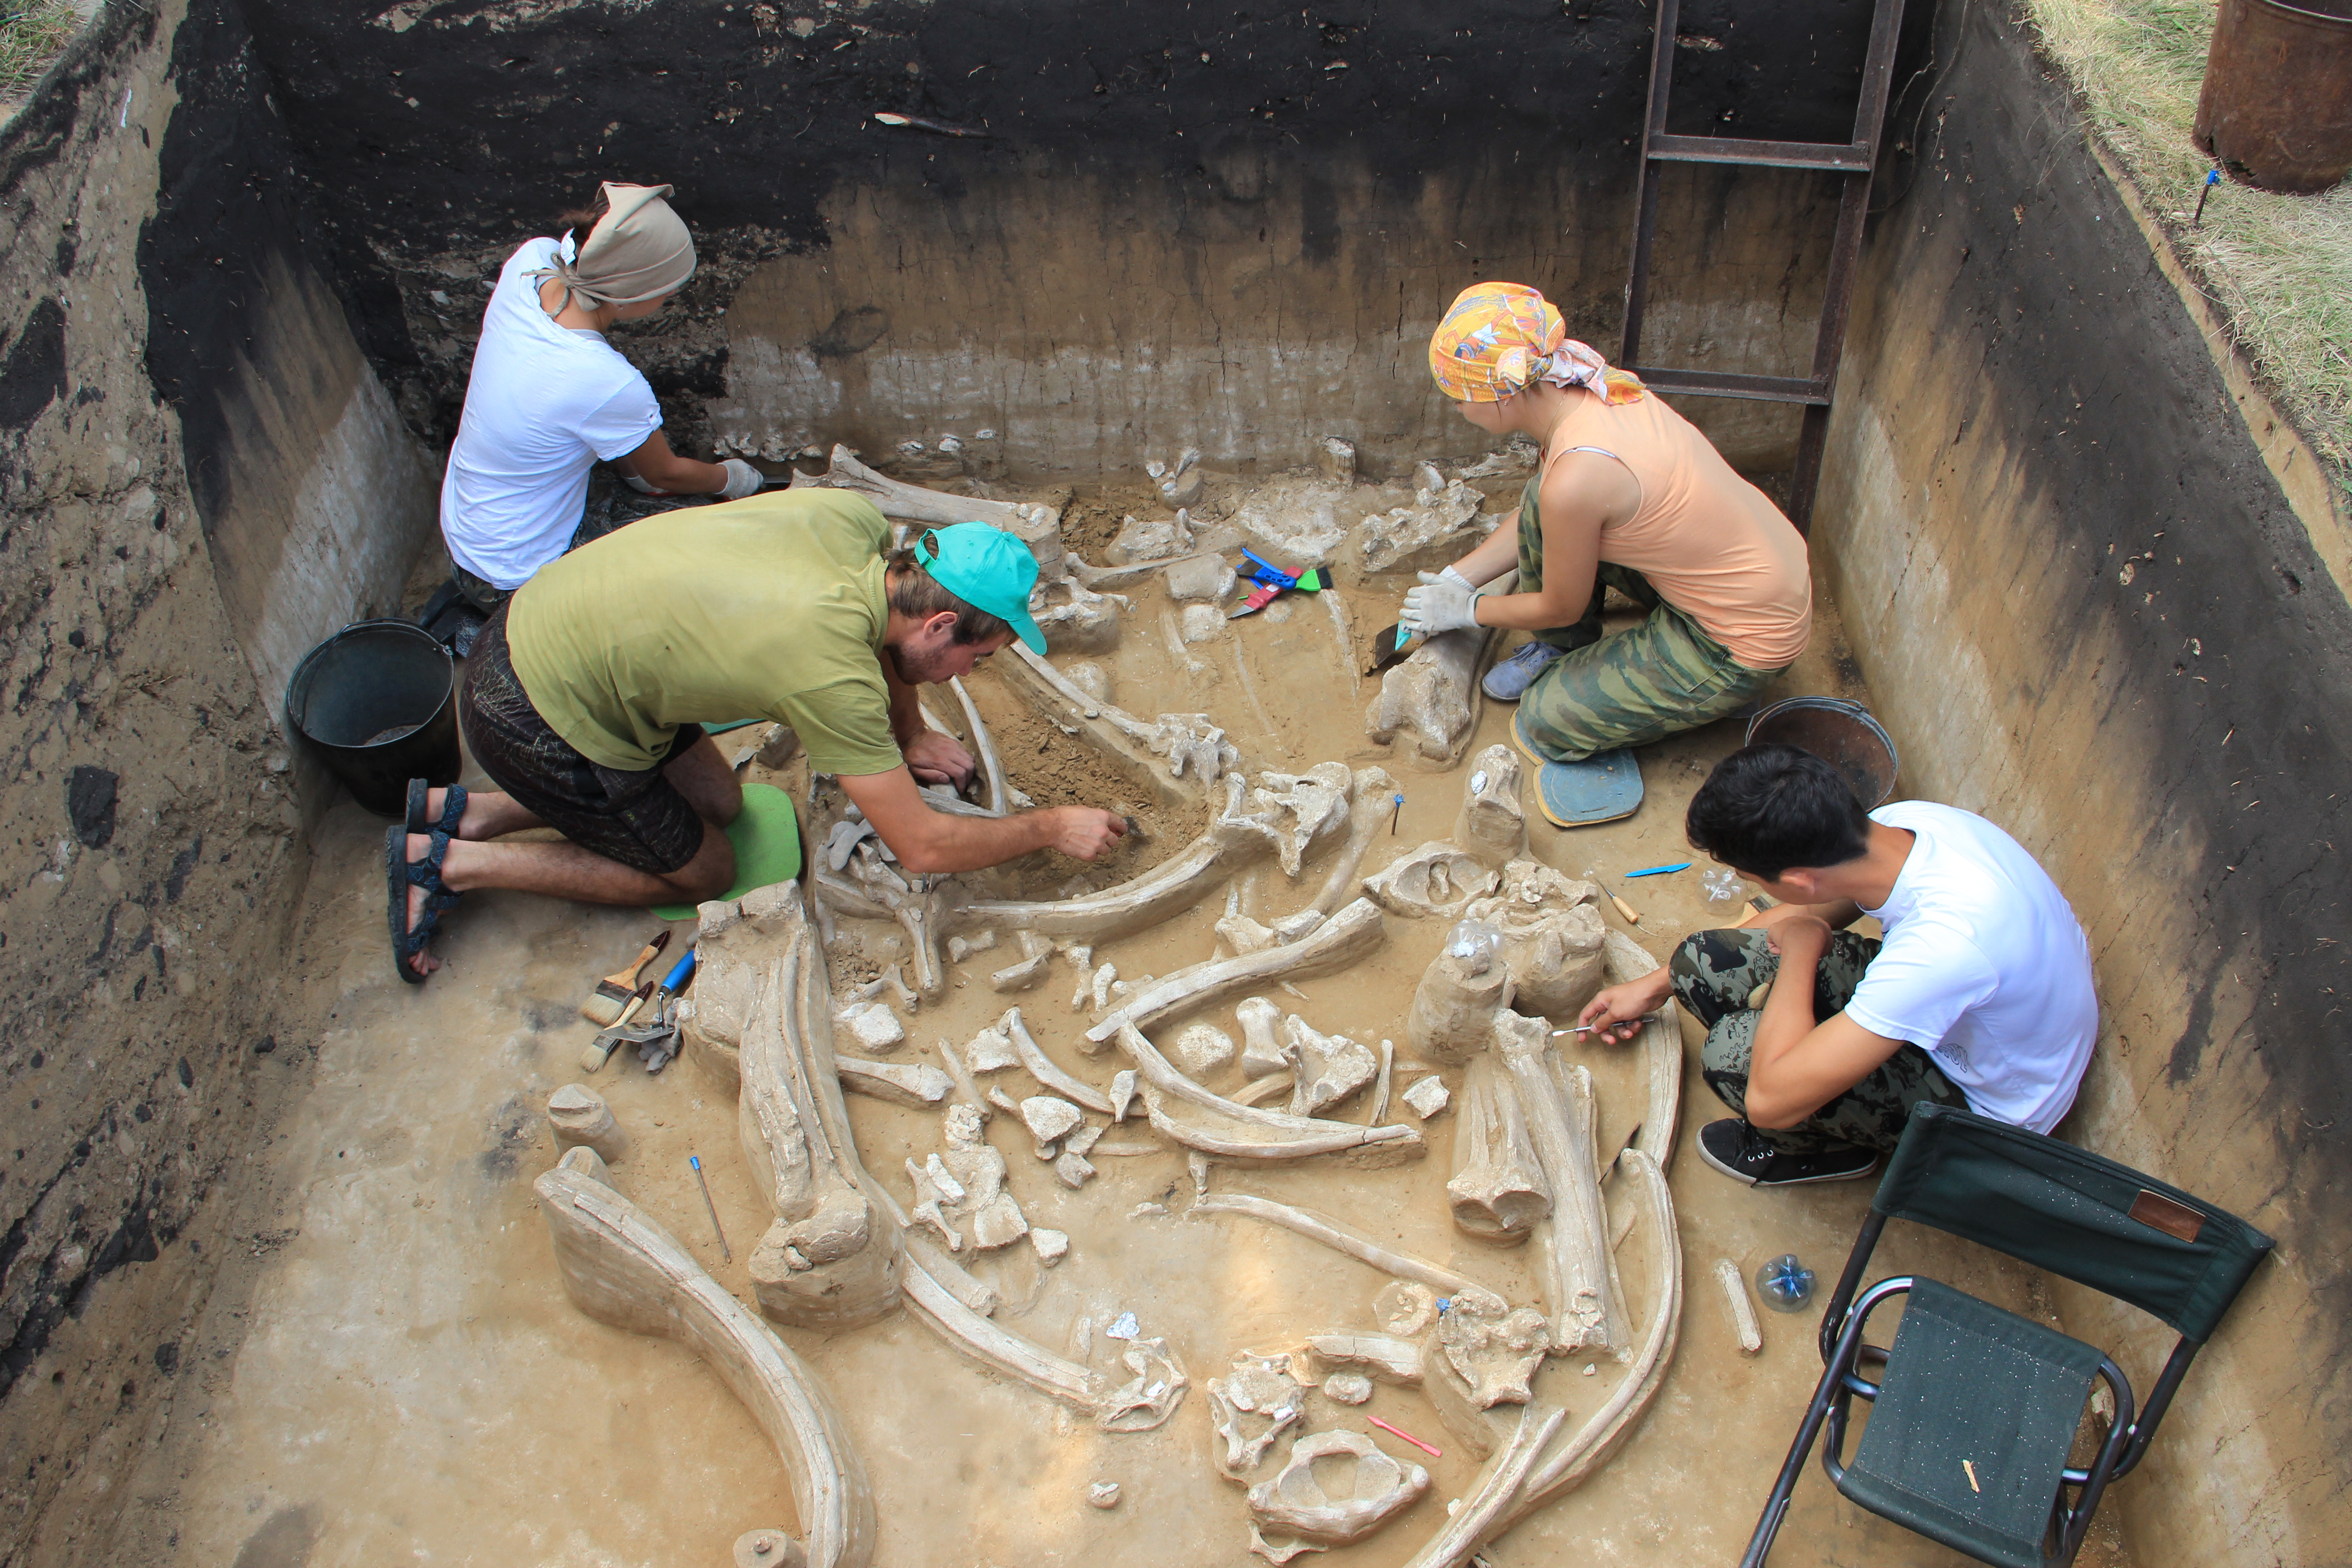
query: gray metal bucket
1744 696 1900 808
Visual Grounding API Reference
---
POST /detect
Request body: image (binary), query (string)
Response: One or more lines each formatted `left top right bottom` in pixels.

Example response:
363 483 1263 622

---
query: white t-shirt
1841 801 2097 1133
438 237 662 589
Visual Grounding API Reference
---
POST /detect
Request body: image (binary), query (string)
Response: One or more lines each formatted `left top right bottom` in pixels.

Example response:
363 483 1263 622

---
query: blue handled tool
632 949 700 1074
1229 550 1329 618
689 1155 731 1261
1622 861 1691 878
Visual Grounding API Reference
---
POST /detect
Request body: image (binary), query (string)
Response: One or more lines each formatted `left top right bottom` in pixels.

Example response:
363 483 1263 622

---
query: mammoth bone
1363 621 1502 769
534 1147 877 1568
1248 1428 1431 1562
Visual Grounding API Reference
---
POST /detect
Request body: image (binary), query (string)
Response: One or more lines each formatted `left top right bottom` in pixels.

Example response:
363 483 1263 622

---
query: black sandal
385 825 463 985
404 777 468 838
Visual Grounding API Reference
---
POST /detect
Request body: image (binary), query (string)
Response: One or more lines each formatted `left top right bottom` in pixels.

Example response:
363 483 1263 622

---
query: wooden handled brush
580 930 671 1025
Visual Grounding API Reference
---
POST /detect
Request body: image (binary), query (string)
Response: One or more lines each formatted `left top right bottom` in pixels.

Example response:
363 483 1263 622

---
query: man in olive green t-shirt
385 489 1127 981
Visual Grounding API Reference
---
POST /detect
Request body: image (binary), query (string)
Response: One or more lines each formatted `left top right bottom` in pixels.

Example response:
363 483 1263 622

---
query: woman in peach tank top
1398 282 1813 825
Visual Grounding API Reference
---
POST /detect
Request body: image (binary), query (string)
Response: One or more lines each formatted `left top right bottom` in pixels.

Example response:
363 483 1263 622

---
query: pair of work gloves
625 457 764 501
1397 566 1482 642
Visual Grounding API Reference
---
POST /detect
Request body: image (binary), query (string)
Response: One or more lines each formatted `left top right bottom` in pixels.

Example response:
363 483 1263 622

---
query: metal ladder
1619 0 1908 534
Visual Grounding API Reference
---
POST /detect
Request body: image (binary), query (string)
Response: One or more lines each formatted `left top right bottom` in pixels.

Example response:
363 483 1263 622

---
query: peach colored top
1549 388 1813 670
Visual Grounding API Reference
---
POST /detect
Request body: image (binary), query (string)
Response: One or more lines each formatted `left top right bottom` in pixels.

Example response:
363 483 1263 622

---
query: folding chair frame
1740 1208 2211 1568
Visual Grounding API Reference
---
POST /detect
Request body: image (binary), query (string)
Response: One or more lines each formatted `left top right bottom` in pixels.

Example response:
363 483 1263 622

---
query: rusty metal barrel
2194 0 2352 194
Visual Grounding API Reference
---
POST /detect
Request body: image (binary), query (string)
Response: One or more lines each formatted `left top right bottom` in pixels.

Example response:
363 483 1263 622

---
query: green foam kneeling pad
650 781 802 920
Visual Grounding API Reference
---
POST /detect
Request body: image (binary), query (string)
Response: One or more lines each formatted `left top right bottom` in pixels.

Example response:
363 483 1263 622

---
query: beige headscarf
530 182 696 310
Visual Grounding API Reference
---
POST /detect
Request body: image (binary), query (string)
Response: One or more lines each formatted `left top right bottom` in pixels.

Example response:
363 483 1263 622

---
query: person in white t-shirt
1580 742 2098 1187
439 181 761 612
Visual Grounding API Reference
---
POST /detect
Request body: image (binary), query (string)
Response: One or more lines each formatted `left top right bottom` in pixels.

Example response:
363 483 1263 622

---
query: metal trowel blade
1364 622 1416 678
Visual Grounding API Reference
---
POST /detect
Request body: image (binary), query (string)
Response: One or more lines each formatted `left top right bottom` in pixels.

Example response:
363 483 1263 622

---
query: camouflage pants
1511 508 1783 763
1669 927 1970 1154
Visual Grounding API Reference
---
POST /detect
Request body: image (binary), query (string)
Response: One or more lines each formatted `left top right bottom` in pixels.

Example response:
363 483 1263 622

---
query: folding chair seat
1742 1102 2273 1568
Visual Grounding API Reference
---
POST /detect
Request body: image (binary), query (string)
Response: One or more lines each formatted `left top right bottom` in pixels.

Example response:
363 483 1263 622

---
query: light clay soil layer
145 537 2132 1568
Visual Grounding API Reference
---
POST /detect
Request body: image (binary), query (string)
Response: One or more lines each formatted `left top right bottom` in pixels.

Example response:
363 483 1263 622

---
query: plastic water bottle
1703 867 1746 910
1755 1254 1816 1313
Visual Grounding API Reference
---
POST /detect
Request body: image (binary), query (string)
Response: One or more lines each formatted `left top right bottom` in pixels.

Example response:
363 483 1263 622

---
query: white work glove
718 458 764 500
621 471 670 496
1400 566 1481 640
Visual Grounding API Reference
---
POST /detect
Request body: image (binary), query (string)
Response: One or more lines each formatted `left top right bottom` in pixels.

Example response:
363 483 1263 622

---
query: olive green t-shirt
504 489 903 777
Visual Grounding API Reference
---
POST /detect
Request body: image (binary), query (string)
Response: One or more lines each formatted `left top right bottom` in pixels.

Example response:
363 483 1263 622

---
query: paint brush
580 930 671 1025
579 981 655 1073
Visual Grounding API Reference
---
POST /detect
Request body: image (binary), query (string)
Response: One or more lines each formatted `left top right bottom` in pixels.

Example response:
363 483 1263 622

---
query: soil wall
1818 5 2352 1560
237 0 1929 479
0 2 433 1561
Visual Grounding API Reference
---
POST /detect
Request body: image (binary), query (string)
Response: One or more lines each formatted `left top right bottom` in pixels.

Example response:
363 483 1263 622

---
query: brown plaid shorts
459 606 710 875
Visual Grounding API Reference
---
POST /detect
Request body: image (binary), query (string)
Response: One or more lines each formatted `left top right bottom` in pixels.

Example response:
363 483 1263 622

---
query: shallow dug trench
156 484 2129 1568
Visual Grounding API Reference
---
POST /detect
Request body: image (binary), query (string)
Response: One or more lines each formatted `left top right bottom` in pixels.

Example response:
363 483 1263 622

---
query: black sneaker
1697 1118 1879 1187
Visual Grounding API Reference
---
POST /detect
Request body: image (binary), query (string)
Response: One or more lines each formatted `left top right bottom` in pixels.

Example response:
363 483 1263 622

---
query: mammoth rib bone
1085 897 1387 1045
1190 1191 1506 1316
535 1150 877 1568
1494 1013 1626 1358
1116 1022 1423 1166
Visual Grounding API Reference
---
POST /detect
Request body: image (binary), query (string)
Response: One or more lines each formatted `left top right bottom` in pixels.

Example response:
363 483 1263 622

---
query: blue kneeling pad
1533 749 1643 828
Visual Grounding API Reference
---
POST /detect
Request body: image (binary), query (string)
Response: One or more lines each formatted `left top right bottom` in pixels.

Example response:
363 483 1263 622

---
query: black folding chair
1743 1102 2273 1568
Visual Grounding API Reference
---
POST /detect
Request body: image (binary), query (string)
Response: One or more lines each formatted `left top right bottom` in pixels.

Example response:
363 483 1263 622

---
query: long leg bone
1302 766 1399 920
1601 930 1684 1169
731 889 904 1331
1190 1191 1505 1315
1447 1052 1552 1245
1363 623 1501 769
1494 1013 1626 1358
1117 1023 1424 1166
534 1149 877 1568
791 442 1061 549
1085 897 1387 1045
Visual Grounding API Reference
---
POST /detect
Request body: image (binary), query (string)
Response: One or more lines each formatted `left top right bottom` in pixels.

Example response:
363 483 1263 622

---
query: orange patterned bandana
1427 281 1646 405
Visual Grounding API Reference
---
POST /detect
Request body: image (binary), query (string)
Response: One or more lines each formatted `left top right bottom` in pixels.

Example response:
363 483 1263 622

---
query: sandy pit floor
139 507 2134 1568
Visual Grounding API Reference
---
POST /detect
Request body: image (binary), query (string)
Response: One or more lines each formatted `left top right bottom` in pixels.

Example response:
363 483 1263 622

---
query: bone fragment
1355 469 1489 574
547 1084 627 1165
1087 1480 1120 1508
1301 1333 1424 1386
947 931 999 966
1423 1338 1513 1461
1000 1006 1113 1115
1208 1354 1307 1480
1436 1298 1552 1407
1494 1013 1625 1357
1237 997 1288 1078
1401 1075 1450 1120
1068 947 1098 1012
837 1058 954 1109
1087 898 1387 1045
1109 1068 1139 1121
1362 843 1499 920
1447 1053 1552 1246
1406 943 1511 1066
1281 1015 1378 1118
1032 1228 1070 1266
931 1033 990 1118
1461 861 1606 1020
1090 963 1120 1014
986 931 1056 994
1233 1070 1295 1108
735 1528 807 1568
1377 1281 1438 1337
1453 745 1527 868
1714 1257 1764 1355
1053 1152 1098 1189
1171 1022 1237 1077
1321 1371 1374 1405
811 867 956 1002
535 1149 876 1568
1320 586 1362 701
1367 1039 1395 1125
986 1085 1022 1117
1248 1429 1429 1552
1020 1095 1083 1146
1117 1023 1425 1166
836 1000 906 1054
961 1022 1019 1073
1363 622 1501 768
1190 1192 1504 1314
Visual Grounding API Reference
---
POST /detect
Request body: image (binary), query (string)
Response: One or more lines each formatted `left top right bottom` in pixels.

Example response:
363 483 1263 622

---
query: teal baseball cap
912 522 1048 655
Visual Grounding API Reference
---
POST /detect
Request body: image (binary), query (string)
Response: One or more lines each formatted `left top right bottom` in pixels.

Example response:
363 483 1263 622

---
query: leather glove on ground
1400 566 1481 640
719 458 765 500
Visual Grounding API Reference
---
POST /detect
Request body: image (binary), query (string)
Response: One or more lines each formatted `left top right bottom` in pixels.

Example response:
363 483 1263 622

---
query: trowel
1363 622 1418 678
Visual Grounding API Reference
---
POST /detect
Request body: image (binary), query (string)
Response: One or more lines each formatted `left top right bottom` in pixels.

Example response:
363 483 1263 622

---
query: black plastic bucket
284 618 462 818
1744 696 1900 808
